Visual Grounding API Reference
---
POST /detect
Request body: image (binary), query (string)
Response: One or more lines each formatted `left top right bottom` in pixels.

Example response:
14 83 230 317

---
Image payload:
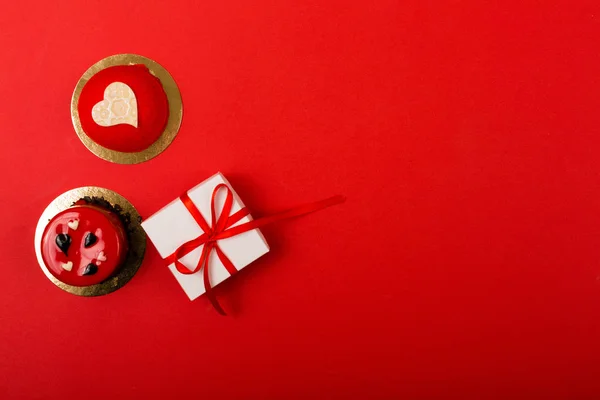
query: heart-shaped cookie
91 82 138 128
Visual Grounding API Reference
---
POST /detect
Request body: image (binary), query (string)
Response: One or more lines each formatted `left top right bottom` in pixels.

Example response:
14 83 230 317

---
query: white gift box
141 172 270 300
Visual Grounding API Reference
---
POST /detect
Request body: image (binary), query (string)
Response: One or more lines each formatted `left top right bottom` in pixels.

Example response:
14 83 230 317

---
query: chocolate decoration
83 263 98 276
55 233 71 255
84 232 98 248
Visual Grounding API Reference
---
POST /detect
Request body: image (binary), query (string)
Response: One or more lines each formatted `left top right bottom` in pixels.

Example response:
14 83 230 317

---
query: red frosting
41 204 129 287
77 64 169 153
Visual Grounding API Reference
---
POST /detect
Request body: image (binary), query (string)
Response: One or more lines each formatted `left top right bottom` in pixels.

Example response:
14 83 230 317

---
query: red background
1 1 600 398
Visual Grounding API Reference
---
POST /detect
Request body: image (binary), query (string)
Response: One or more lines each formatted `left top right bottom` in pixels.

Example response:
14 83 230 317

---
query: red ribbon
164 183 345 315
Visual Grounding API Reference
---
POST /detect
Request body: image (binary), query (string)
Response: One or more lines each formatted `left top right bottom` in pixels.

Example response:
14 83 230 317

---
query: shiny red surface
78 64 169 152
41 205 128 286
2 1 600 399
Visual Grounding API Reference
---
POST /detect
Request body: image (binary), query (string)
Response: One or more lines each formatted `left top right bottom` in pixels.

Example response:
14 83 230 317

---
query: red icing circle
78 64 169 153
41 205 129 287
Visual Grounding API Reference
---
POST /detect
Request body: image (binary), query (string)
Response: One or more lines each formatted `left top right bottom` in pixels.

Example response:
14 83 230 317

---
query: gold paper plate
34 187 146 296
71 54 183 164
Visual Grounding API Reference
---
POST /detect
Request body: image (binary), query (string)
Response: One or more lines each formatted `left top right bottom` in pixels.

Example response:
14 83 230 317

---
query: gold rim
34 187 146 296
71 54 183 164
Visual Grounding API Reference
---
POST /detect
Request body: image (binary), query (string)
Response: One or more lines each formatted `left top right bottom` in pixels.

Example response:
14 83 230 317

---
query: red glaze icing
78 64 169 153
41 205 129 287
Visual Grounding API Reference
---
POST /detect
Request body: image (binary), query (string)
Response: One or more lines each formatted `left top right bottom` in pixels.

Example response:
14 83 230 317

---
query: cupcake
40 198 129 287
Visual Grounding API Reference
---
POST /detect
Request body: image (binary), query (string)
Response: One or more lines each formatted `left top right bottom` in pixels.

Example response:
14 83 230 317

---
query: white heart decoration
91 82 138 128
67 219 79 230
61 261 73 271
97 251 107 262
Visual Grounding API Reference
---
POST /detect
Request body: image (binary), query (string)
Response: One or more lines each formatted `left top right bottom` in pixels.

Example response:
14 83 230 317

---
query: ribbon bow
165 183 345 315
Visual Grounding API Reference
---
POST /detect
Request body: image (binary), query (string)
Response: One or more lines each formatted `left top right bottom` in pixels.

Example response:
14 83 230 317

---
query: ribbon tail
216 195 346 240
214 245 239 276
202 245 227 316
